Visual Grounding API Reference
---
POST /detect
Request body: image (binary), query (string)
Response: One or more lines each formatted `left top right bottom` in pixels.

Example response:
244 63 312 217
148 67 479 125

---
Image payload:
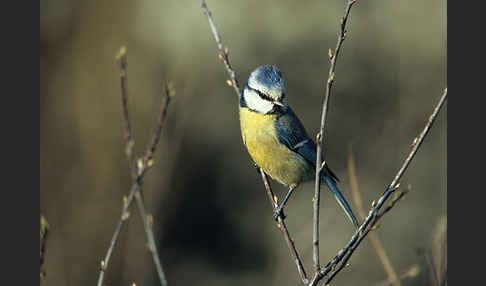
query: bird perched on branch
239 65 359 227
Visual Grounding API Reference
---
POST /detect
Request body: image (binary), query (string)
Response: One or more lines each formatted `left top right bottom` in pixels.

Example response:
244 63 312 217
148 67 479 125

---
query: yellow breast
239 107 313 186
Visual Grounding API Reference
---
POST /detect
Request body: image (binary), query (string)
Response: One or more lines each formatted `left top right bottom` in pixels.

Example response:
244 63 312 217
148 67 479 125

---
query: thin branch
200 0 240 96
313 0 357 272
97 47 171 286
309 88 447 286
97 183 138 286
348 151 401 286
117 47 136 175
322 186 410 285
132 87 173 286
259 168 309 285
140 84 173 177
135 191 168 286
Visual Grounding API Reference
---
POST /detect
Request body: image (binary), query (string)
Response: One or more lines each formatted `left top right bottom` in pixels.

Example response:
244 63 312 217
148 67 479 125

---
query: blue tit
239 65 359 227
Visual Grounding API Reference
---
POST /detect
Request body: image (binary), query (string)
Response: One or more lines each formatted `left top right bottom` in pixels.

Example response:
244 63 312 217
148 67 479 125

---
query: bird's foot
253 162 261 174
273 206 286 221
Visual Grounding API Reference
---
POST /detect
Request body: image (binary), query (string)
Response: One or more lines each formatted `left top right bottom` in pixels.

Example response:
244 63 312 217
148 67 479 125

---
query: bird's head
241 65 288 114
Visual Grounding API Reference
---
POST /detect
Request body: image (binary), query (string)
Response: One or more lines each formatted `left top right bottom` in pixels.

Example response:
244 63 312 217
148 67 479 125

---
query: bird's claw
273 207 286 221
253 162 261 174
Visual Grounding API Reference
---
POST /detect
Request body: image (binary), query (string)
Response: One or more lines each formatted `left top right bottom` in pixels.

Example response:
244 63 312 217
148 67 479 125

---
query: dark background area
40 0 446 285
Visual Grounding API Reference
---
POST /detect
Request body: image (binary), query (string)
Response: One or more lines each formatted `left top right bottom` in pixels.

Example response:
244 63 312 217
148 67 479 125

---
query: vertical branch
117 47 136 174
313 0 357 272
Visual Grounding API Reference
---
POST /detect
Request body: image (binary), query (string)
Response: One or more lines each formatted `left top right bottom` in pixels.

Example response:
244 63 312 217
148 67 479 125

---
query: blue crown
249 65 284 92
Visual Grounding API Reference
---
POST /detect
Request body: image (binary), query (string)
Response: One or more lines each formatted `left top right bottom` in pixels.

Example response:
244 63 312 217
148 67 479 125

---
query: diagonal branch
321 186 410 285
309 88 447 286
200 0 240 96
313 0 357 272
259 168 309 285
134 191 168 286
132 86 173 286
97 183 139 286
139 84 173 178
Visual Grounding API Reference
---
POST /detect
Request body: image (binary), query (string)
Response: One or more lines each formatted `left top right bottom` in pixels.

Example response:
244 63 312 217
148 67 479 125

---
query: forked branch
310 88 447 286
96 47 172 286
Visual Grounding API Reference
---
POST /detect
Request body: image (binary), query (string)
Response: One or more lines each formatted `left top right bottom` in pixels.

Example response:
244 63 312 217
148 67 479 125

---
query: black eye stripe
247 86 275 102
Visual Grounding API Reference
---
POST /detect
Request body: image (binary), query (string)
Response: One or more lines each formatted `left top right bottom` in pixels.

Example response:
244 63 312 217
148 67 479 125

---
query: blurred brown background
40 0 446 285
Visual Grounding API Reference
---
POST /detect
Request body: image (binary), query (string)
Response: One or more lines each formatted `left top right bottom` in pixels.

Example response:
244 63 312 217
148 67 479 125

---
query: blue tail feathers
324 175 360 228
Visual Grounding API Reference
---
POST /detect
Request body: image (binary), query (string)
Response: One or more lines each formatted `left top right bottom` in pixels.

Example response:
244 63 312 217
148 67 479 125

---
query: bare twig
96 47 171 286
97 183 138 286
132 86 173 286
117 47 136 175
137 84 173 180
200 0 240 96
348 151 401 286
201 1 308 283
313 0 357 272
310 186 410 286
133 85 173 285
309 88 447 286
134 191 168 286
146 85 172 162
259 168 309 285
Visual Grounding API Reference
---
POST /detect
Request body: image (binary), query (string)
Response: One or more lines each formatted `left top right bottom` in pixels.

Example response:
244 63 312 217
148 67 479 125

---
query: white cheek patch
244 89 274 114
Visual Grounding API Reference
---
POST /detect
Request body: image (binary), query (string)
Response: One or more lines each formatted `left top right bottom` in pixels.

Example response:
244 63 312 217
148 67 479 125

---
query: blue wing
274 108 319 167
274 107 339 180
275 108 359 228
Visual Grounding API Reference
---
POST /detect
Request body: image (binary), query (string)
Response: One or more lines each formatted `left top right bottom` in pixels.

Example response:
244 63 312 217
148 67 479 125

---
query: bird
238 65 359 228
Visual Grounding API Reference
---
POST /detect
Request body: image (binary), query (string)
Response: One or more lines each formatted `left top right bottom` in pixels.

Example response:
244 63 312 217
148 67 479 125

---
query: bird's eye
250 86 274 102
